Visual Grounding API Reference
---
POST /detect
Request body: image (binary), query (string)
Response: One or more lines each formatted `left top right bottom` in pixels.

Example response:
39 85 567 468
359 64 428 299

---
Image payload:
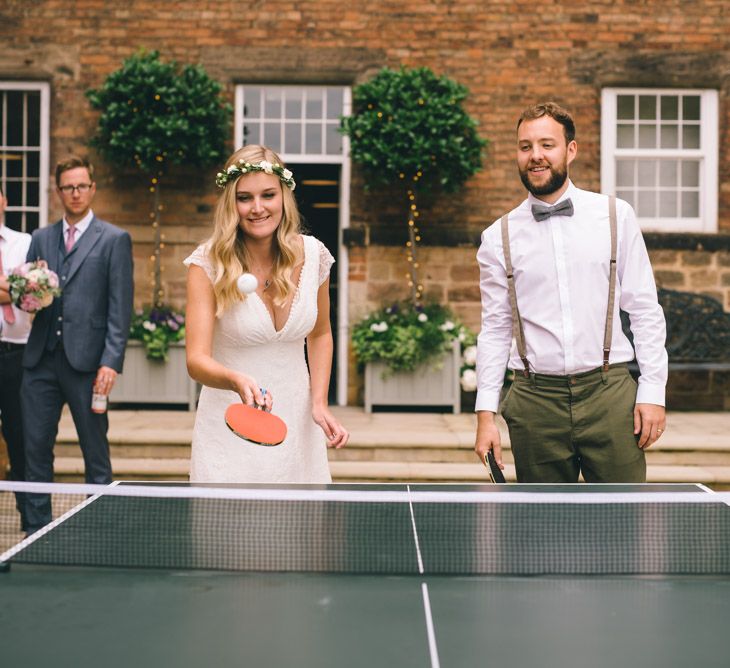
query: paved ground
57 405 730 452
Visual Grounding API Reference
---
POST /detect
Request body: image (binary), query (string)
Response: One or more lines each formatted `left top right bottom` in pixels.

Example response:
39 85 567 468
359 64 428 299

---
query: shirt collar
526 179 576 208
63 209 94 235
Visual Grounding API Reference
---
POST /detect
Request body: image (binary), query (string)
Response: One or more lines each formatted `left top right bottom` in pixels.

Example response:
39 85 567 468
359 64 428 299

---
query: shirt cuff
635 381 665 407
474 389 501 414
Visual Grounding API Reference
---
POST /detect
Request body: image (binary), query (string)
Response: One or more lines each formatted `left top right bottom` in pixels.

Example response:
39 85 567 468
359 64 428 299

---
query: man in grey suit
21 156 134 533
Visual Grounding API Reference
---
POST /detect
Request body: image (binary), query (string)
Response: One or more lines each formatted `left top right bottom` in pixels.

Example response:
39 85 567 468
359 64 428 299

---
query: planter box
111 341 198 410
364 339 461 413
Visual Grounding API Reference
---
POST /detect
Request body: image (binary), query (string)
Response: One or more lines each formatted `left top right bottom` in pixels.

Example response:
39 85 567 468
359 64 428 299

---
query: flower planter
110 341 198 410
364 339 461 413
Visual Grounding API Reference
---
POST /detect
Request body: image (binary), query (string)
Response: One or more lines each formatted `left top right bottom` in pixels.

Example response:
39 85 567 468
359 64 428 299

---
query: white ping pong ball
237 273 258 294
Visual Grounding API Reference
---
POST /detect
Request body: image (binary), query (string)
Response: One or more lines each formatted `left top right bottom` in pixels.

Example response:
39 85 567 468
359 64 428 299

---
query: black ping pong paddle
484 450 506 484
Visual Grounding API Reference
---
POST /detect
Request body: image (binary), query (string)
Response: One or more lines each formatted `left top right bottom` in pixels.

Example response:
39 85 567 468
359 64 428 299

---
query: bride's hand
232 374 273 411
312 406 349 449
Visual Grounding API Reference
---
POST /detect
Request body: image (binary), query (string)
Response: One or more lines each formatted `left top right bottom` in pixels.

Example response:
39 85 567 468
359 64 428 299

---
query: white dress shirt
63 209 94 247
0 223 33 343
475 181 668 413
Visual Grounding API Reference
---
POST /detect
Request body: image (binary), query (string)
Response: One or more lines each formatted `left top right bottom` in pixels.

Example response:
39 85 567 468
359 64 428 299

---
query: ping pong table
1 481 729 668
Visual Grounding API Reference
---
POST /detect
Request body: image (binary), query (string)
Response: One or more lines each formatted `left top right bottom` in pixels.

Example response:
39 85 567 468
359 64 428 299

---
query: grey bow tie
531 198 574 221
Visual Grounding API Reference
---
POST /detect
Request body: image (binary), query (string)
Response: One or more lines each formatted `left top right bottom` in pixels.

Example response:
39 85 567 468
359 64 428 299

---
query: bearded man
474 102 667 483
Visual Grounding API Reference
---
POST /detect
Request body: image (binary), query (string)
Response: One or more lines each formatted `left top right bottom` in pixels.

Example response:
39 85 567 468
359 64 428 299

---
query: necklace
251 261 274 291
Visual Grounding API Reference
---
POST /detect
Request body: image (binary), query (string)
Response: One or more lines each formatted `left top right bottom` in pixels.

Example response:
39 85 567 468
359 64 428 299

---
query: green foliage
86 50 231 174
340 66 486 192
352 302 475 373
129 305 185 362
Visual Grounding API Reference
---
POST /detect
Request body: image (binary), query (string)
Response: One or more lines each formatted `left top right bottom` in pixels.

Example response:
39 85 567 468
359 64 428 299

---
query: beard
519 162 569 197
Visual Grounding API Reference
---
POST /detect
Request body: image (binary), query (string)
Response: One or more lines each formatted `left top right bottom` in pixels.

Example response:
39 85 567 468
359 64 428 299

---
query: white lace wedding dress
183 235 334 483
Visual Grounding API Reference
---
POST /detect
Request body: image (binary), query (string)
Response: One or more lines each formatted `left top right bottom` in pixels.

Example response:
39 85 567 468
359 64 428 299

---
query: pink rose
20 294 42 312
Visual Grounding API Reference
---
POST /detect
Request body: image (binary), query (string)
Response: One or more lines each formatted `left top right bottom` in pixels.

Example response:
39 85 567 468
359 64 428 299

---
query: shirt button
56 330 61 336
58 316 63 322
61 275 66 280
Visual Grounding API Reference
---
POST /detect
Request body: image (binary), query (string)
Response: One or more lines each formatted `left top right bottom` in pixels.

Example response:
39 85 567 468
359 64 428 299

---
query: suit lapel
64 216 103 285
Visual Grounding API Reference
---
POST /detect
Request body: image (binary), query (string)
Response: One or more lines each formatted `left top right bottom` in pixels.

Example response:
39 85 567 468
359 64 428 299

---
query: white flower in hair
227 165 237 174
259 160 274 174
282 168 293 180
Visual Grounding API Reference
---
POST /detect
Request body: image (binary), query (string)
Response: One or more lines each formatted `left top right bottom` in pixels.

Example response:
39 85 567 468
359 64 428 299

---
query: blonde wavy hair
207 145 302 316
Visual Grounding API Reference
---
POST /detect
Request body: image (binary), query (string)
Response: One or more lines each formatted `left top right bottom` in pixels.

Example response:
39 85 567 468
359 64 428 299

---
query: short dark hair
517 102 576 143
55 156 95 186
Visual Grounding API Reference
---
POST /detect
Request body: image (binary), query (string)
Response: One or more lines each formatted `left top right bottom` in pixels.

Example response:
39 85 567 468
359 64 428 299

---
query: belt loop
600 367 608 384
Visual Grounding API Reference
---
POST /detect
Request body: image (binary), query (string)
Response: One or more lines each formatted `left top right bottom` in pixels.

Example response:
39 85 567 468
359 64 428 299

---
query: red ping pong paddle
485 450 506 484
225 403 287 446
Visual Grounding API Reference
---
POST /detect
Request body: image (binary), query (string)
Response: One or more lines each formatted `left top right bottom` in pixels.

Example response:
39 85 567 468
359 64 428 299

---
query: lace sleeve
317 239 335 286
183 243 215 284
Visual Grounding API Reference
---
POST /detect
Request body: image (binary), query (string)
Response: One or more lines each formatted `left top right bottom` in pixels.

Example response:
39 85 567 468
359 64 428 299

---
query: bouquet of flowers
7 260 61 313
129 305 186 361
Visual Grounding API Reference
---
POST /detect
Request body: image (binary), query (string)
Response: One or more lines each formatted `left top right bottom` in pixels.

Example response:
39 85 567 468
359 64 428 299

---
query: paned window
0 82 50 232
601 89 718 232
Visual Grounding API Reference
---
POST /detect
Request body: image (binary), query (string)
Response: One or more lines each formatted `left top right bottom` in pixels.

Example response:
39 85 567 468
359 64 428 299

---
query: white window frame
601 88 718 233
234 84 353 406
0 81 50 232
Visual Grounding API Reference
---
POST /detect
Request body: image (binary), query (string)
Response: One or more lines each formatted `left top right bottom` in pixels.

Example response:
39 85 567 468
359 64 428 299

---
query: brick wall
3 1 730 405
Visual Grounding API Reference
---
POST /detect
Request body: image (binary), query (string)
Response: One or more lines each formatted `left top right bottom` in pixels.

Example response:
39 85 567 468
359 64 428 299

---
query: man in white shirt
474 102 667 483
0 186 33 530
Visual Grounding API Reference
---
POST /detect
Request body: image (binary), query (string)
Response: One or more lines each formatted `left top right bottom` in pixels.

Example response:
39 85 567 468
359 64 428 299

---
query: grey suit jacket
23 216 134 373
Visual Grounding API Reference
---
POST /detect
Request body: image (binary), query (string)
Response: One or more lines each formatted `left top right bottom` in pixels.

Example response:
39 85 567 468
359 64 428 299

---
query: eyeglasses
58 184 92 195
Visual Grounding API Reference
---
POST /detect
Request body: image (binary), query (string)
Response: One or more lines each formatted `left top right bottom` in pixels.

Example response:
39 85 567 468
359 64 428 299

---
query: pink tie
66 225 76 253
0 243 16 324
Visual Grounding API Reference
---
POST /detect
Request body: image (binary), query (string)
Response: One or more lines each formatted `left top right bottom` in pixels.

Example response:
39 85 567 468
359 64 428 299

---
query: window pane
660 124 678 148
617 95 634 120
243 88 261 118
284 88 303 119
617 124 634 148
305 90 323 119
27 180 39 207
638 161 655 187
639 95 656 120
27 150 40 177
616 190 634 208
637 190 656 217
659 192 677 217
681 191 699 217
25 210 39 233
284 122 302 154
305 123 322 153
638 125 656 148
681 160 699 187
659 160 677 187
327 88 344 119
6 181 22 206
6 91 24 145
27 92 40 146
660 95 678 120
243 123 260 145
264 122 281 150
682 125 700 149
4 210 22 232
683 95 700 121
616 159 634 187
5 152 23 178
326 123 342 154
264 89 282 118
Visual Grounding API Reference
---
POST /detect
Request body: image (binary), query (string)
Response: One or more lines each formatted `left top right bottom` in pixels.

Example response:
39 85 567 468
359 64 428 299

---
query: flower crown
215 159 296 190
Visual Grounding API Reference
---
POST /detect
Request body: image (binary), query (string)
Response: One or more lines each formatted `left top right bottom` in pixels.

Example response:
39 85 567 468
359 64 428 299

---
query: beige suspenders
500 195 618 377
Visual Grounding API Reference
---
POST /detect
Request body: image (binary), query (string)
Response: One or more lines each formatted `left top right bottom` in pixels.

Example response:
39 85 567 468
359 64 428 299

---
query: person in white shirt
474 102 667 483
0 186 33 530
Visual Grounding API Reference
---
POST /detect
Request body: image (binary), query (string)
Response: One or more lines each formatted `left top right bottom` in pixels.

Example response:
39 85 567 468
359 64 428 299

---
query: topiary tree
86 50 231 307
341 66 486 305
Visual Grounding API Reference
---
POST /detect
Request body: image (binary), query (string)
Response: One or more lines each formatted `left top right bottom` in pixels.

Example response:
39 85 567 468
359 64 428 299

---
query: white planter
111 341 198 410
364 339 461 413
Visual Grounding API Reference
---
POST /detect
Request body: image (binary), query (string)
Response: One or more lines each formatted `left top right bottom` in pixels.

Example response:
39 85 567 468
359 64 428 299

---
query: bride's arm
306 278 348 448
185 264 269 408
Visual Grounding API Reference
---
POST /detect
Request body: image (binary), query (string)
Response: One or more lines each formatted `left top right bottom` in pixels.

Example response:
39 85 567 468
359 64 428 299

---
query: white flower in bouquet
7 260 62 314
460 368 477 392
463 345 477 366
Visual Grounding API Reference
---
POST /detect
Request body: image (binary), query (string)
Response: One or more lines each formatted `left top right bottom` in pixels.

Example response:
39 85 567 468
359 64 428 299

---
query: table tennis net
1 481 729 575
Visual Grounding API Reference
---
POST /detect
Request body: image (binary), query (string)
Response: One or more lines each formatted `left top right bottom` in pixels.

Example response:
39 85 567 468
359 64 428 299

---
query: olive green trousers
500 364 646 483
